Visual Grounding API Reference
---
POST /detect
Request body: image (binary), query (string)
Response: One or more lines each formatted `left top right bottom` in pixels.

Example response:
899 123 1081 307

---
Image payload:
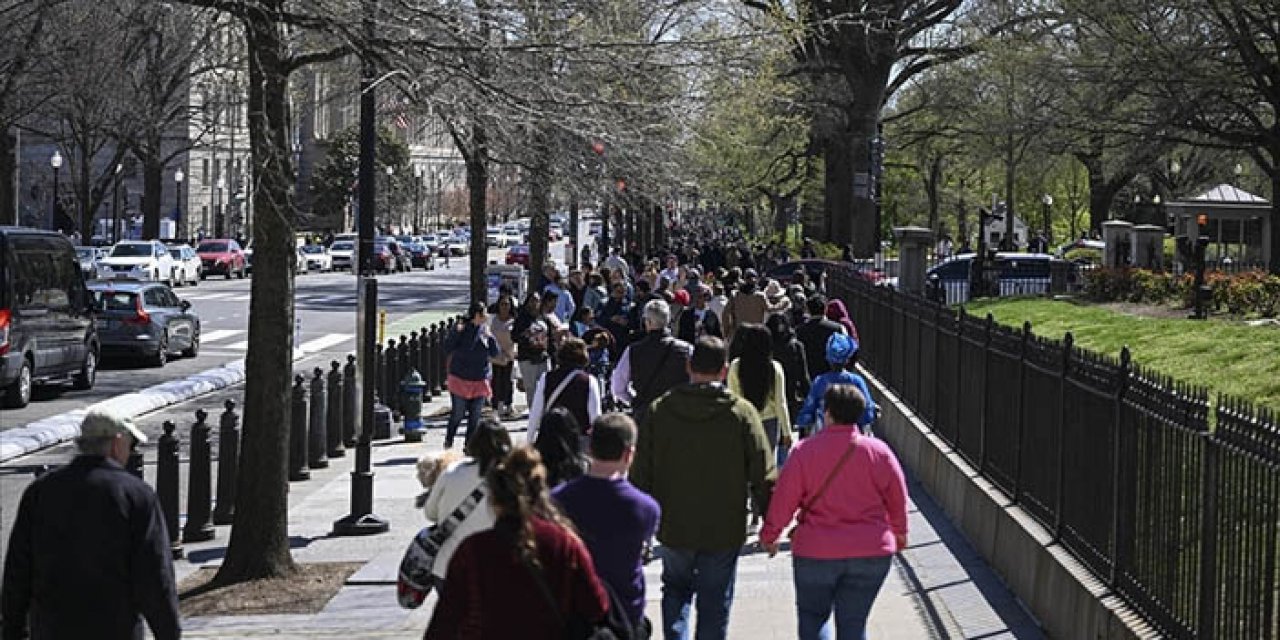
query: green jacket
632 382 777 551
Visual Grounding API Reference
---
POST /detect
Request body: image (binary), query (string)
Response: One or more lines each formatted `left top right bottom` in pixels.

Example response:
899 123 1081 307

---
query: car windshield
197 242 228 253
331 241 353 250
110 243 153 257
92 290 138 311
302 245 324 254
76 248 95 260
168 249 184 258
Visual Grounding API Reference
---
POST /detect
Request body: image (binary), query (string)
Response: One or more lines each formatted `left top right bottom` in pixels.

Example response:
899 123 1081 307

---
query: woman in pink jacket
761 383 908 640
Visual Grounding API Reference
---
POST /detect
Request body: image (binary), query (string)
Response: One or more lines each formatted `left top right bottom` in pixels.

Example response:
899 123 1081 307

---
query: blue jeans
445 394 484 447
659 547 739 640
792 555 892 640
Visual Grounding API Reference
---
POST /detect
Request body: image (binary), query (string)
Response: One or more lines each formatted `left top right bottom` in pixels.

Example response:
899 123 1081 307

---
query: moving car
87 280 199 367
195 239 248 279
486 226 505 248
75 246 103 280
97 240 180 286
505 244 531 267
446 234 469 256
370 240 397 273
330 240 356 271
167 245 202 286
1 227 99 408
300 244 333 272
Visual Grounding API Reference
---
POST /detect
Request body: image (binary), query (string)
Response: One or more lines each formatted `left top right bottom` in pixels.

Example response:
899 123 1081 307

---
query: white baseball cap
79 409 148 444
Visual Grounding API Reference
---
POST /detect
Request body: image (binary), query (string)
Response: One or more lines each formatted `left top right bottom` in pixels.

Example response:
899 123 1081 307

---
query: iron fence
828 267 1279 640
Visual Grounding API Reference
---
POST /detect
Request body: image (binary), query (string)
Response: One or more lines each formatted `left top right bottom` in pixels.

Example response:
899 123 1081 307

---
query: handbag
795 439 858 525
396 482 486 608
522 556 633 640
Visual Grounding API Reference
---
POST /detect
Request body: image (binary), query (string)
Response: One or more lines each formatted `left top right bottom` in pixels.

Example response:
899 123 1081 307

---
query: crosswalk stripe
200 329 245 343
226 341 248 350
228 295 251 302
297 333 351 352
386 299 418 306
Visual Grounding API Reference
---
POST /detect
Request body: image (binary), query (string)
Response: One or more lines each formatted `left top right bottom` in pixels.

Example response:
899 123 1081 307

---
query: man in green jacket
632 336 776 640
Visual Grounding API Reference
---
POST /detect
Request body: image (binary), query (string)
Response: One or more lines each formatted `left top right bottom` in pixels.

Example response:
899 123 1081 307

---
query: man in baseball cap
2 409 179 639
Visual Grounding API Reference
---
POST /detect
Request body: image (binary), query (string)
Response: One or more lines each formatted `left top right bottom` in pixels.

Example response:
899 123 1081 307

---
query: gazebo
1166 184 1271 270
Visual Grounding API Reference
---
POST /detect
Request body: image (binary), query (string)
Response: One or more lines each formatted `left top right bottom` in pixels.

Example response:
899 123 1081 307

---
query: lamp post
49 150 63 231
112 163 123 243
413 166 422 233
1041 193 1053 249
434 171 442 232
384 165 394 232
175 168 185 241
215 177 225 238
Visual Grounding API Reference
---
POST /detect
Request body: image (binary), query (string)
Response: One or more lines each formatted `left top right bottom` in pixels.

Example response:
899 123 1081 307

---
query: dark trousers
445 394 485 447
491 363 514 407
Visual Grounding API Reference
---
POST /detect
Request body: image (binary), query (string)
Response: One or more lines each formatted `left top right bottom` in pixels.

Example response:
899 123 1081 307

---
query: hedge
1083 267 1280 317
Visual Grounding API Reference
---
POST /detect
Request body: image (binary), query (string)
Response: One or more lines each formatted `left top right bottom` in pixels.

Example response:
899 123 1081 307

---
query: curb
1 343 339 464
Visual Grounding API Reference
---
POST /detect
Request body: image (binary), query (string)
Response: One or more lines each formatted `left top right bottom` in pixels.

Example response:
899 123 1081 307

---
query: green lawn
961 298 1280 412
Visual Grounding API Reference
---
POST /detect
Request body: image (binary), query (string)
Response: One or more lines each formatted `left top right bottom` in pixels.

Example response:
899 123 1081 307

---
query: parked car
295 247 310 275
330 240 356 271
87 280 199 367
926 252 1070 305
75 246 102 280
371 241 397 274
549 222 563 241
446 234 469 256
300 244 333 272
0 227 99 407
385 239 412 272
167 245 202 286
505 244 531 268
403 238 434 270
587 220 602 236
195 239 248 279
97 240 180 286
486 226 505 248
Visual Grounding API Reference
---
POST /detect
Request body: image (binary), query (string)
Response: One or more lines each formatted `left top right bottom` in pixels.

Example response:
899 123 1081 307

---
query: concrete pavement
0 382 1043 639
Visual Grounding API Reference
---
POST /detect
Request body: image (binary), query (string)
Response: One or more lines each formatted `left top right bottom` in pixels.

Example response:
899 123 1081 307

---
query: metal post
386 338 401 417
1053 333 1074 540
157 421 183 559
343 354 358 447
182 409 215 542
334 9 389 532
50 164 58 231
289 374 310 481
212 399 239 525
327 360 346 458
1196 432 1220 638
308 367 329 469
1108 348 1132 586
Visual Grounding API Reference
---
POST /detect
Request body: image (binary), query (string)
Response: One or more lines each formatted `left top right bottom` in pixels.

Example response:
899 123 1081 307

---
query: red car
195 239 247 279
505 244 530 267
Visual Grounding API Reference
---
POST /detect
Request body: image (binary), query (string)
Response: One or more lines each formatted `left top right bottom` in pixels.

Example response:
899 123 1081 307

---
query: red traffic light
616 179 627 192
591 141 605 156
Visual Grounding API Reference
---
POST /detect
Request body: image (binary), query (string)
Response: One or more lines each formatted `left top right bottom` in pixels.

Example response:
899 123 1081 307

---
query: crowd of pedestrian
413 217 910 640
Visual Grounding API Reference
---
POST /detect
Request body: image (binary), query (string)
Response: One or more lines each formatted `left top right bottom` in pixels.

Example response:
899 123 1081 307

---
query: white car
166 245 202 286
446 234 469 256
300 244 333 272
97 240 179 285
549 223 563 241
329 240 355 270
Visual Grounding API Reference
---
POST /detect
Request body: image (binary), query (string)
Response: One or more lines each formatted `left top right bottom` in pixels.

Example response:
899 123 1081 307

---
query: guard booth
1166 185 1272 273
486 264 526 304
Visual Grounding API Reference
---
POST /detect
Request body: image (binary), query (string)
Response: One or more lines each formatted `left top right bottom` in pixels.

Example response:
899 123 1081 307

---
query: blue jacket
796 369 877 431
444 323 500 381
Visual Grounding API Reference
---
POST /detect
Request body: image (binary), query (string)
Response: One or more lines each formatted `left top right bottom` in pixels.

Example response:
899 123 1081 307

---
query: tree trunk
1270 159 1279 275
1 128 15 226
528 165 550 292
1003 139 1016 248
465 129 488 306
822 134 851 245
141 158 162 240
1086 164 1121 234
925 158 941 234
214 4 297 585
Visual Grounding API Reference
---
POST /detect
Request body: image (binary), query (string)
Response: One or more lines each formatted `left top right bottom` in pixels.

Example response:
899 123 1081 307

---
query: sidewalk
5 384 1042 639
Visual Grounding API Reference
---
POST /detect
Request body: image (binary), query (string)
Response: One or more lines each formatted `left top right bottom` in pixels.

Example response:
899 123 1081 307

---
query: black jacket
675 307 723 345
627 330 692 423
772 337 811 416
2 456 179 640
795 316 845 378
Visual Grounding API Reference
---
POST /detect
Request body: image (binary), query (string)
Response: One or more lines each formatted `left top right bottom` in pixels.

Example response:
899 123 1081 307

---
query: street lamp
413 166 422 234
113 163 123 243
175 168 185 241
1040 194 1053 250
50 150 63 232
384 165 395 232
215 177 226 238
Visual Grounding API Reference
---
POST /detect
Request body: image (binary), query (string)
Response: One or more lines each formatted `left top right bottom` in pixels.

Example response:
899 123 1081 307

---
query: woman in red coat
425 446 609 639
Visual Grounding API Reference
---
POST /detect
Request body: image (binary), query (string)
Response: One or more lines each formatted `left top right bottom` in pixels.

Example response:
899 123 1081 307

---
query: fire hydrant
400 369 428 442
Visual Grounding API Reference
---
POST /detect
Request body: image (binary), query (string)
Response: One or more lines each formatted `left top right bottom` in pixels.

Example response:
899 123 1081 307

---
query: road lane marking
228 295 251 302
185 293 236 301
199 329 245 343
297 333 351 352
226 341 248 350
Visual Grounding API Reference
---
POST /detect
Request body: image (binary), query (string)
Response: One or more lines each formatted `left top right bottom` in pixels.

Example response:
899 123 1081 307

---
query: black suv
0 227 100 408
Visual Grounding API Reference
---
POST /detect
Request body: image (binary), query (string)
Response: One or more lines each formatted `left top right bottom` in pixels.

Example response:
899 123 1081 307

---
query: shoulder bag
396 482 486 608
796 438 858 525
531 369 582 438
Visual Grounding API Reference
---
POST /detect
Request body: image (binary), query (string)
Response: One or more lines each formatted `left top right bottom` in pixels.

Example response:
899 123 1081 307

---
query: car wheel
237 264 246 279
151 335 169 367
190 271 200 286
2 358 33 408
200 271 207 281
167 270 176 288
182 330 200 358
72 349 97 390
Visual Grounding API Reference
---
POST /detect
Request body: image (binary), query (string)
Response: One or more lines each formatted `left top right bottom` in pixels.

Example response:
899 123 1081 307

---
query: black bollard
373 342 386 405
432 322 446 395
327 360 345 458
409 331 421 391
343 355 358 448
212 399 239 525
157 421 184 558
308 367 329 469
289 374 311 481
422 325 437 398
182 409 215 543
386 338 401 417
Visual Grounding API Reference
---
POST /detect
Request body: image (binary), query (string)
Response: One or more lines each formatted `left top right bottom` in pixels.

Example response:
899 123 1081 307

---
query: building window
202 158 209 184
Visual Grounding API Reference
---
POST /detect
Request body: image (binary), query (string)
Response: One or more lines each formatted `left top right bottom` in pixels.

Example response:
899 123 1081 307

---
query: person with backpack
533 407 589 490
527 338 601 446
760 384 908 640
610 299 692 424
796 333 877 436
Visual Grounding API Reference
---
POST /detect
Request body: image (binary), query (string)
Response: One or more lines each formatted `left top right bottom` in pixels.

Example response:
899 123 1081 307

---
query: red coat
425 517 608 639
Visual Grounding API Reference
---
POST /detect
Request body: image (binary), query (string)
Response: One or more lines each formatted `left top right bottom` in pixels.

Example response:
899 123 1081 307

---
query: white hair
643 299 670 329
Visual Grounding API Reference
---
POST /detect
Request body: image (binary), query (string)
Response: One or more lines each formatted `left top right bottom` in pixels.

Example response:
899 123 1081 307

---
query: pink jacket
761 425 907 559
